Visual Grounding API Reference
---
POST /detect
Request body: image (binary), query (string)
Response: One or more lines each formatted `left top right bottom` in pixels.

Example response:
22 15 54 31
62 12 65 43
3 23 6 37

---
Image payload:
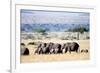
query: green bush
33 28 48 36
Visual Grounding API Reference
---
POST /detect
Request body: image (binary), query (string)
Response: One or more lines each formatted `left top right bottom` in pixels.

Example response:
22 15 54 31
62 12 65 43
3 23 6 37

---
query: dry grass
20 39 89 63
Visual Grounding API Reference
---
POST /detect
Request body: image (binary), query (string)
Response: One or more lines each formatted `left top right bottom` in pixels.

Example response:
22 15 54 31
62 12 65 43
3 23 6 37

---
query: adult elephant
35 43 50 54
41 43 50 54
53 43 62 54
61 43 71 53
69 42 80 53
46 42 54 54
34 43 42 54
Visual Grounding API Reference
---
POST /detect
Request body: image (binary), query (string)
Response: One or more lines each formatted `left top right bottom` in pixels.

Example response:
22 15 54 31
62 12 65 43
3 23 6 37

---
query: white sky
21 9 89 24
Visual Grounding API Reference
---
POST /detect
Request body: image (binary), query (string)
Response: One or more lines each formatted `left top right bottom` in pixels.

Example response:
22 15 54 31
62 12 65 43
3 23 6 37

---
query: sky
20 9 90 25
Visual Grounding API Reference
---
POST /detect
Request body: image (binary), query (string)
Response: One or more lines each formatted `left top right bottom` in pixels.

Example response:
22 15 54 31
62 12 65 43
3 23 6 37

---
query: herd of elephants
21 42 88 55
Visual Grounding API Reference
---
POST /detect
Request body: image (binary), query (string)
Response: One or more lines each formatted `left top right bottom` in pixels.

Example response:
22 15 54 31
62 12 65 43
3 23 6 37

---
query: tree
68 24 88 40
34 28 47 35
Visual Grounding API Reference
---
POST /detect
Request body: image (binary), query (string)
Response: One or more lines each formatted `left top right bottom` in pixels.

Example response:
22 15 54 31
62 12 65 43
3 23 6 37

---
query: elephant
61 42 80 53
34 42 80 54
48 42 55 54
35 43 50 54
35 43 42 54
53 43 62 54
69 42 80 53
61 43 71 53
21 46 29 55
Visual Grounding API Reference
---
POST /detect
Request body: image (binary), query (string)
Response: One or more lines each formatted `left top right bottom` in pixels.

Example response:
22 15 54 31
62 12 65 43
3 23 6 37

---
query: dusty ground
20 39 90 63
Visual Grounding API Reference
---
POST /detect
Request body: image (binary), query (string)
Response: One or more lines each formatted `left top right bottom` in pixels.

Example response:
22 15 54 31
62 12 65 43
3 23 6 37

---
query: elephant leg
69 47 71 54
76 47 80 53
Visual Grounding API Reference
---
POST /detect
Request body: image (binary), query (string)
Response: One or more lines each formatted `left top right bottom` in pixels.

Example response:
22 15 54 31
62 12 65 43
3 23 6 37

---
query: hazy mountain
21 24 89 32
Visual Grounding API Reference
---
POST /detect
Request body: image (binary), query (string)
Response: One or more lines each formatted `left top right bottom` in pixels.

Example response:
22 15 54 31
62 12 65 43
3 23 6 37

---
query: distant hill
21 24 89 32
